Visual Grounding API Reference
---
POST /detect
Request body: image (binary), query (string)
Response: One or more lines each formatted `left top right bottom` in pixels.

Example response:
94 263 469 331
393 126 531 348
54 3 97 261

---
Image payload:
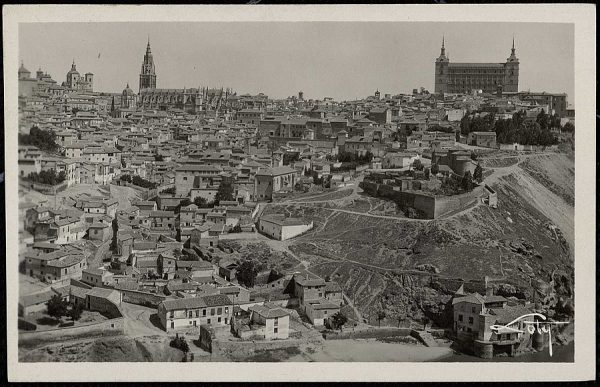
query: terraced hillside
262 150 575 328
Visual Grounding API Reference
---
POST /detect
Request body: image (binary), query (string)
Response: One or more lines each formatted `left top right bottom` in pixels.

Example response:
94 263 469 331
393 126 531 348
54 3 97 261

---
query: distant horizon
19 22 574 102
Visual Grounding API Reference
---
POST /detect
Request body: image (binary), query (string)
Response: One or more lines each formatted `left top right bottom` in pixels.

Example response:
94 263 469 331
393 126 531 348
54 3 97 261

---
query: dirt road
119 302 168 338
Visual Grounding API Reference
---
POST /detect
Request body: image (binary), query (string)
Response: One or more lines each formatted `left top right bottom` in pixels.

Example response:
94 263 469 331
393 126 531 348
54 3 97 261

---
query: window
274 327 278 334
207 318 211 324
468 317 474 325
225 307 229 314
217 307 222 314
170 311 174 318
458 314 463 322
188 311 193 318
195 310 199 317
218 317 221 323
211 308 215 316
274 317 278 326
471 307 476 313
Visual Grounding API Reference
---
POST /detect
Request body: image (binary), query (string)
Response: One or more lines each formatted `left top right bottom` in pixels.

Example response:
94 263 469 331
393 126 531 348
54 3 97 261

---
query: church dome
67 60 80 76
123 83 135 96
18 62 30 75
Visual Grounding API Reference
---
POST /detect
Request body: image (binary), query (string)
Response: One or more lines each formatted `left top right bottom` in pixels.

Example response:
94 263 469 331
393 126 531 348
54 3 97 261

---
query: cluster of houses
450 278 539 358
18 61 573 356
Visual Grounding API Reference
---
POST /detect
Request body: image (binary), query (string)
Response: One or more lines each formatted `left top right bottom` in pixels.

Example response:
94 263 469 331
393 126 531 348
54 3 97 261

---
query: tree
110 218 119 253
215 181 235 205
194 196 212 209
461 171 474 191
397 308 407 327
470 151 478 161
562 122 575 133
473 163 483 183
46 294 68 321
331 311 348 331
424 168 430 180
536 109 549 130
26 169 66 185
170 334 190 354
411 159 424 171
431 163 439 175
236 260 260 288
175 198 192 213
19 126 59 152
230 224 242 233
376 309 386 327
67 303 84 321
161 186 176 195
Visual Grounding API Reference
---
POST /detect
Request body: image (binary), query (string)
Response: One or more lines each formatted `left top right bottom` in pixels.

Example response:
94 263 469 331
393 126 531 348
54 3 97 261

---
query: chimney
306 273 309 280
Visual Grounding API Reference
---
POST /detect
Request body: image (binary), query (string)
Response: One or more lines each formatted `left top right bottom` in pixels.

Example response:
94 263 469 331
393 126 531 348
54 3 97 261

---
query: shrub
19 126 59 152
27 169 66 185
170 335 190 353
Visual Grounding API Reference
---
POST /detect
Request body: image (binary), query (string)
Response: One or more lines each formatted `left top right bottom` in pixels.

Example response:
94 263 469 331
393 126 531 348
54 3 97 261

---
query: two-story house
157 294 233 331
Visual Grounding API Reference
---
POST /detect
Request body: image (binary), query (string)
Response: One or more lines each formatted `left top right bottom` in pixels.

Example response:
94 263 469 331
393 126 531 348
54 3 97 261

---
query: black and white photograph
4 4 595 383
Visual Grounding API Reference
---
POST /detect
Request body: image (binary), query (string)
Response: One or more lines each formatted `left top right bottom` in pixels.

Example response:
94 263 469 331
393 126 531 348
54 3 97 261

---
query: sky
19 22 574 101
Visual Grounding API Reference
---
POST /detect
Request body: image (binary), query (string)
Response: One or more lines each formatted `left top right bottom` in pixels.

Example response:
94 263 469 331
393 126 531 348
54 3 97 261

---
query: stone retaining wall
18 317 125 349
120 289 166 308
323 327 412 340
212 335 323 360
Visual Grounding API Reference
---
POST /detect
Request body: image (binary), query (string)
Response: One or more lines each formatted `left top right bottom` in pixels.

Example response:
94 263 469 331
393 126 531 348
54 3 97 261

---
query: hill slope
265 151 574 327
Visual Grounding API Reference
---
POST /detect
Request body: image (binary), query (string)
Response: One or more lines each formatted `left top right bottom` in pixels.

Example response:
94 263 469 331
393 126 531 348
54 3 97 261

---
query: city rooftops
306 299 340 310
83 267 106 276
175 165 222 172
260 214 311 227
293 274 326 287
255 166 297 177
448 63 505 68
19 290 56 307
248 303 290 319
159 293 232 311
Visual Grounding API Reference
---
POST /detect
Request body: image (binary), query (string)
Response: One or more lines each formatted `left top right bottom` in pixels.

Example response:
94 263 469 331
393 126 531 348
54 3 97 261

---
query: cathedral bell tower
139 37 157 93
434 36 450 94
504 37 519 93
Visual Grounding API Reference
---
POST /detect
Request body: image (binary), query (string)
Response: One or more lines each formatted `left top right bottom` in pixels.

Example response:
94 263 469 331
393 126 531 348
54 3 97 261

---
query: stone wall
434 185 483 218
323 327 411 340
18 317 125 349
120 289 166 308
88 295 123 319
211 335 323 360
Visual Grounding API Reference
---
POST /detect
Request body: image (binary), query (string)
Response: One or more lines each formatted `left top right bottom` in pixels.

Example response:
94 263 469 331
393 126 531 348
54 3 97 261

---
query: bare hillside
264 151 575 327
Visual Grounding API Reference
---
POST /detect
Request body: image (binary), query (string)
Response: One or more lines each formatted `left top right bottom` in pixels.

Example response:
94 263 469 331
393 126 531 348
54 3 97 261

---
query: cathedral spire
511 36 515 55
440 36 446 57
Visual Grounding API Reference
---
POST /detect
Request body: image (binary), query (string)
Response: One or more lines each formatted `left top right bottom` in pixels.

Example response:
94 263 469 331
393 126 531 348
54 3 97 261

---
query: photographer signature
490 313 570 357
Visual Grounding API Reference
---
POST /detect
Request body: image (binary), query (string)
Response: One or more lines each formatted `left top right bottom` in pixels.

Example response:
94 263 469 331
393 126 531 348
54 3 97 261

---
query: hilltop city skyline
19 22 574 101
